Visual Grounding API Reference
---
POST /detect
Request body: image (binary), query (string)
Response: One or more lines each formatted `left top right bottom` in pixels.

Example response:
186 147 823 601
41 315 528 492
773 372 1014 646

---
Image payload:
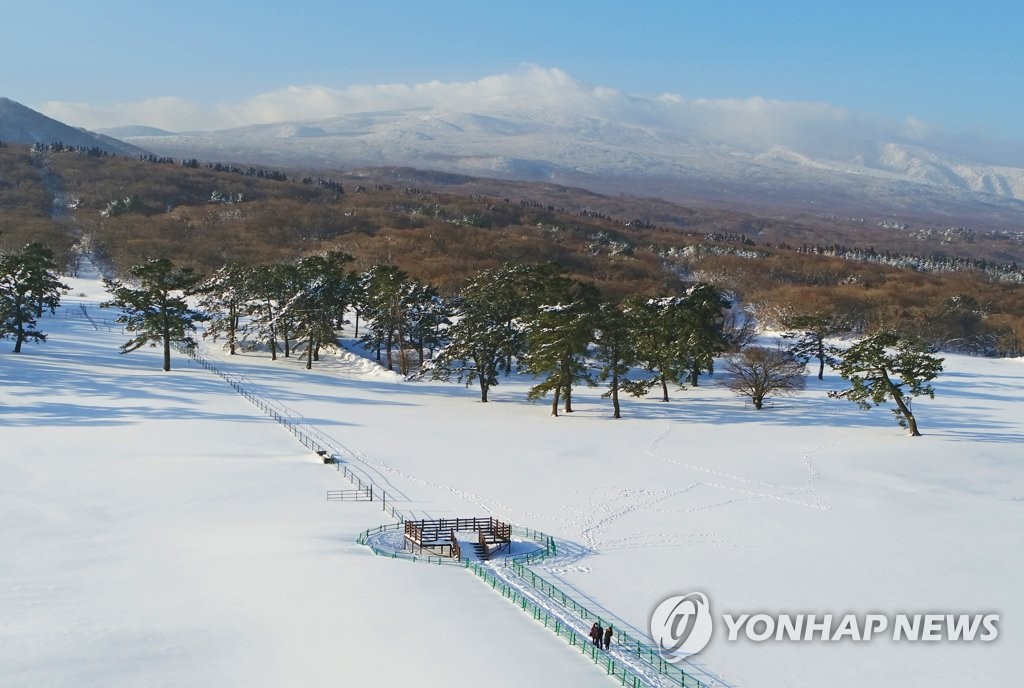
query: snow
2 270 1021 687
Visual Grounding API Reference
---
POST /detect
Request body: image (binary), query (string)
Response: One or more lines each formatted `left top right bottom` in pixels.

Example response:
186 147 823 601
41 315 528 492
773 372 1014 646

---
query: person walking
590 622 602 647
603 624 613 650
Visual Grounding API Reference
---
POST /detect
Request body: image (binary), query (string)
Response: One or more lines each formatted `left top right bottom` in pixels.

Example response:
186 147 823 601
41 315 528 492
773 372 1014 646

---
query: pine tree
0 243 68 353
679 284 731 386
241 263 290 360
593 300 641 418
523 278 601 416
628 296 690 402
429 263 537 402
625 284 729 401
782 312 849 380
403 282 450 367
197 262 252 355
101 258 203 371
360 264 410 373
283 251 354 370
828 330 944 436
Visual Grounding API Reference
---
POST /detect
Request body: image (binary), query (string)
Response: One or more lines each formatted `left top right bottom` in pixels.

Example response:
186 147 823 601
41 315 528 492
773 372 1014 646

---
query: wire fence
62 303 123 333
179 345 405 523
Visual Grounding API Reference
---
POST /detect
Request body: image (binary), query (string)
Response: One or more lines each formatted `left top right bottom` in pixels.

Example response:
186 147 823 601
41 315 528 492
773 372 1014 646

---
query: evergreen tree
361 264 410 373
828 330 944 436
592 300 641 419
626 284 729 401
679 283 731 386
628 296 691 402
284 251 354 369
403 281 450 367
782 312 849 380
0 243 68 353
429 263 537 402
522 278 601 416
241 263 287 360
197 262 251 355
102 258 203 371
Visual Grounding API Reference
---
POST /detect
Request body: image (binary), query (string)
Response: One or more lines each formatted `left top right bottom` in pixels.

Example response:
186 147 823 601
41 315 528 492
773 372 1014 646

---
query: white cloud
34 65 1023 166
38 96 214 132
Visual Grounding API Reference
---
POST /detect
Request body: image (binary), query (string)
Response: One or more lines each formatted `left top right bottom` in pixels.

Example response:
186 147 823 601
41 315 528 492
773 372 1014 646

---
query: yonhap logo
650 592 714 661
650 591 999 659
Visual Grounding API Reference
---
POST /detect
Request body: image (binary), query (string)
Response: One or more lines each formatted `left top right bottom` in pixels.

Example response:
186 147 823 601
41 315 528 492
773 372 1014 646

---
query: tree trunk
690 366 699 386
891 390 920 436
228 303 237 355
306 338 313 369
551 385 560 417
660 373 670 402
162 334 171 372
562 359 573 413
266 303 277 360
385 331 393 370
611 370 621 419
753 394 763 410
13 295 24 353
816 339 825 380
884 369 921 436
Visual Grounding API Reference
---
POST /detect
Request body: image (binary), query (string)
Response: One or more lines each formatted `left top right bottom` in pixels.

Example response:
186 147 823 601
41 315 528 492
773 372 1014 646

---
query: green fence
503 559 707 687
465 560 652 687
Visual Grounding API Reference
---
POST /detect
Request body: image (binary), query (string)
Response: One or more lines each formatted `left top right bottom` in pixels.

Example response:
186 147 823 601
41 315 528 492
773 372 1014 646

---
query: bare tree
722 346 806 409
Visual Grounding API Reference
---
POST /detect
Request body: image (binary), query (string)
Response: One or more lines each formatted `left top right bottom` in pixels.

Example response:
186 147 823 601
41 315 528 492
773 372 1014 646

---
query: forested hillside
1 142 1021 356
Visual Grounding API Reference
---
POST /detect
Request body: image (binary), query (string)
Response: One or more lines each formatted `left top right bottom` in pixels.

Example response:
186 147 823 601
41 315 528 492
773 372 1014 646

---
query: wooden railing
404 517 511 559
325 487 372 501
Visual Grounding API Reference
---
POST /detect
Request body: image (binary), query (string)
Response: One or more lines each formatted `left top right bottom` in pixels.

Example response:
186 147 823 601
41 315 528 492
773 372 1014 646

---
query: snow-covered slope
2 270 1021 686
111 104 1024 220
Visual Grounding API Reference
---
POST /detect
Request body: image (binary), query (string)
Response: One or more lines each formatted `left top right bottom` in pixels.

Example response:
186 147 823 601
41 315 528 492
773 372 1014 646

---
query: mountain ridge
99 104 1024 225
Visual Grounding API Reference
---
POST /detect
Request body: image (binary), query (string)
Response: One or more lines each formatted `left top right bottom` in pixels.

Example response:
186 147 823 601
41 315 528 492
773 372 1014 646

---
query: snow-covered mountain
105 103 1024 222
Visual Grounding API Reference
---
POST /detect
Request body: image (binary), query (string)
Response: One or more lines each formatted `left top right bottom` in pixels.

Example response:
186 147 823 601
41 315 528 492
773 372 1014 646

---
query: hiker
603 624 613 650
590 622 602 646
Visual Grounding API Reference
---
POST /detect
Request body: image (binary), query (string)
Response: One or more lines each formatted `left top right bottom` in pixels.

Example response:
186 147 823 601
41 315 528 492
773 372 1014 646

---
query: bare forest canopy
1 143 1021 355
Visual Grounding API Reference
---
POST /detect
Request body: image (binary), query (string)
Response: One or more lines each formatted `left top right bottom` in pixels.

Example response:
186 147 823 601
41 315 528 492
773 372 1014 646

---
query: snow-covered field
2 272 1021 687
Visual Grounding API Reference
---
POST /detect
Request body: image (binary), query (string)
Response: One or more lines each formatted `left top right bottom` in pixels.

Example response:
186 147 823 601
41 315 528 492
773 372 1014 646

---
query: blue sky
4 1 1023 145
